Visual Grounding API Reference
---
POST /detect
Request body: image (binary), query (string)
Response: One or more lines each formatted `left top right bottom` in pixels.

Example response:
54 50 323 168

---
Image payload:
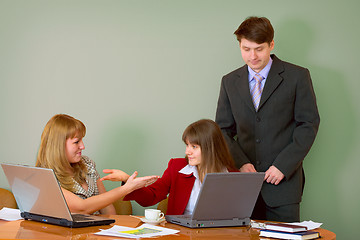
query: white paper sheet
286 220 323 230
251 220 323 230
0 207 22 221
94 223 179 238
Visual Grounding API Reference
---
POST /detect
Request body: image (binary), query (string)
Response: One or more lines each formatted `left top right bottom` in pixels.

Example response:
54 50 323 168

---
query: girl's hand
100 169 130 182
124 171 160 191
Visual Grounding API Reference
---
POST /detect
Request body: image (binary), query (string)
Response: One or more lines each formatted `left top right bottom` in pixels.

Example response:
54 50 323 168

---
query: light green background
1 0 359 239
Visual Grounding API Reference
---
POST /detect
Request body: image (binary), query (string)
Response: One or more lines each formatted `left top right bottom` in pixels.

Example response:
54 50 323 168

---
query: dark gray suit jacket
215 54 320 207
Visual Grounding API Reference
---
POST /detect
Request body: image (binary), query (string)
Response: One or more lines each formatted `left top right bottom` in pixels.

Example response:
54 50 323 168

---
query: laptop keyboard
71 213 92 221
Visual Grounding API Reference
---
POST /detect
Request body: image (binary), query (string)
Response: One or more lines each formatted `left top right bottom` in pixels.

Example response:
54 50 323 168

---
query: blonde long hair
182 119 236 182
36 114 87 191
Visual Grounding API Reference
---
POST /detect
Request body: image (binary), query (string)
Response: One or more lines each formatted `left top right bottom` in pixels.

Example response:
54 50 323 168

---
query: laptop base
21 212 115 228
166 215 250 228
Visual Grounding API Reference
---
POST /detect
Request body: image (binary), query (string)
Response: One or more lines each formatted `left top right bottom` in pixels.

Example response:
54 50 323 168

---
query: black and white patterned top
72 156 101 214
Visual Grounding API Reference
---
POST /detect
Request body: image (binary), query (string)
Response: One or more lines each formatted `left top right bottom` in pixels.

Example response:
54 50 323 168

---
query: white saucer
140 217 166 225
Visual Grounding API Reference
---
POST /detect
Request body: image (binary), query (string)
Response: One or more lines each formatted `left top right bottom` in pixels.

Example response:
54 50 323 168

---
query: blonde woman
36 114 158 215
101 119 238 215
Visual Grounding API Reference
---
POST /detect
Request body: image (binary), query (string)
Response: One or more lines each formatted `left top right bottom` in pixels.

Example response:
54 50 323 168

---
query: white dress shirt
179 165 201 215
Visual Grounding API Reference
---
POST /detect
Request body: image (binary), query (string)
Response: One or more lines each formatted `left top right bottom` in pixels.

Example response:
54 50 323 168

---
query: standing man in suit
215 16 320 222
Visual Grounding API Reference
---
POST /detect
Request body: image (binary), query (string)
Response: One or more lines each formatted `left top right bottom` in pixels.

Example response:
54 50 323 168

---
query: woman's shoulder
167 158 188 170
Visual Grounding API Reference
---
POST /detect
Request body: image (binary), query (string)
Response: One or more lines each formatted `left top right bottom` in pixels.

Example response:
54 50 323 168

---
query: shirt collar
248 56 273 82
179 164 199 179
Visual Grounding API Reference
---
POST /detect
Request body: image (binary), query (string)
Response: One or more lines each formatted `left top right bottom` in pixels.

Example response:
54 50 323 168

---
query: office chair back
0 188 17 209
113 198 132 215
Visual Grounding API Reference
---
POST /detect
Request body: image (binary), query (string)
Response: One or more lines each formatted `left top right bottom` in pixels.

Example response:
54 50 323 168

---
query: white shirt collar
179 164 199 179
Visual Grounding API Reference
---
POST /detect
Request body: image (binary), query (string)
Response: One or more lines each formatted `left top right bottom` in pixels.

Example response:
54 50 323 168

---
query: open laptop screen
1 163 115 227
2 163 73 220
165 172 264 228
192 172 264 220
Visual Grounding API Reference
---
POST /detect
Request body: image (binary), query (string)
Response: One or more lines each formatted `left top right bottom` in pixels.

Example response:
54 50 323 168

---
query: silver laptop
1 163 115 228
165 172 264 228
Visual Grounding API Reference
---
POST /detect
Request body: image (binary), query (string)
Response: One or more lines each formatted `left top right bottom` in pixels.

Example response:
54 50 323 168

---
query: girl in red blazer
100 119 237 215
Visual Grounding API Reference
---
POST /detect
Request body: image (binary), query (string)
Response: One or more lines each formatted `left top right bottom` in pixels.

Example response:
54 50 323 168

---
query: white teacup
144 209 164 221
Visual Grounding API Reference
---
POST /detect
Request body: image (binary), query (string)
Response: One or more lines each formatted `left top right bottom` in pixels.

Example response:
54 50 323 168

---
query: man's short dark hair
234 16 274 44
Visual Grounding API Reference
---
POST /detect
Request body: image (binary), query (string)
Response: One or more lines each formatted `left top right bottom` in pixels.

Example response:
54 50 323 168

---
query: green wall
1 1 359 238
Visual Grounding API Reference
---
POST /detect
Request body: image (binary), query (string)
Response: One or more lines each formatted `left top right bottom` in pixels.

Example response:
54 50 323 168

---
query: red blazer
124 158 238 215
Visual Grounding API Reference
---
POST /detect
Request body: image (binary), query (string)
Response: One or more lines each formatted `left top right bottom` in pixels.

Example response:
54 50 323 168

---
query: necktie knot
254 73 263 83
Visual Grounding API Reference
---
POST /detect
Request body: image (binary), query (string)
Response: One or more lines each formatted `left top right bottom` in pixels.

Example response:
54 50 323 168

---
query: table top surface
0 215 336 240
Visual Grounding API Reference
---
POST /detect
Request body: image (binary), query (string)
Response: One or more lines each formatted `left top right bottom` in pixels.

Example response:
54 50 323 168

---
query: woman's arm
62 171 159 214
97 180 116 214
123 159 178 206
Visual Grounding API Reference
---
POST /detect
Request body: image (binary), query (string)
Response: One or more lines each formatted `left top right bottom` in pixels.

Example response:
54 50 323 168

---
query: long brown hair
36 114 87 191
182 119 236 182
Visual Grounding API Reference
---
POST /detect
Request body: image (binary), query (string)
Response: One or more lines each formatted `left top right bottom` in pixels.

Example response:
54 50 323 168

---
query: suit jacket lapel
175 172 195 214
235 66 255 111
258 55 284 111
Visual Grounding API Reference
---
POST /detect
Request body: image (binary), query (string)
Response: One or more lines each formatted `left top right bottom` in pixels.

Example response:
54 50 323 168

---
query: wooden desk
0 215 336 239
